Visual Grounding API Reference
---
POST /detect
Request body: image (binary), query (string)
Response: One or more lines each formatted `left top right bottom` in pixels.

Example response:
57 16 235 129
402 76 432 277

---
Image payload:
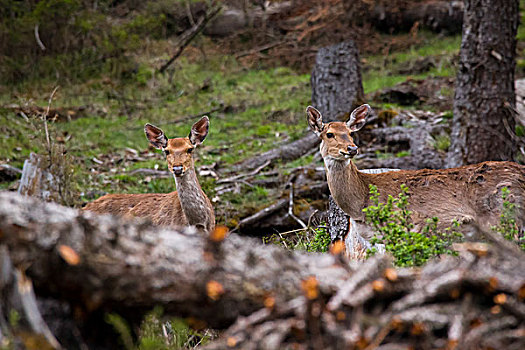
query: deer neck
324 158 368 220
174 167 213 231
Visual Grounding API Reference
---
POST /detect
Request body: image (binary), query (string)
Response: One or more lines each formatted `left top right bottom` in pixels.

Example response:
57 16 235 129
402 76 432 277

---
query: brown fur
307 105 525 236
83 117 215 233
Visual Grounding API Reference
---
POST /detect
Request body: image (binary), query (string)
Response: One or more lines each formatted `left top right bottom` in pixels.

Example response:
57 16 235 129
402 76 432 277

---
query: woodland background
0 0 525 349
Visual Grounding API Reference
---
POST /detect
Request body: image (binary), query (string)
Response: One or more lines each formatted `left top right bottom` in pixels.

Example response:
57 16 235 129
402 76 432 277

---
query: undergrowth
492 187 524 250
363 184 463 267
263 224 331 253
107 308 214 350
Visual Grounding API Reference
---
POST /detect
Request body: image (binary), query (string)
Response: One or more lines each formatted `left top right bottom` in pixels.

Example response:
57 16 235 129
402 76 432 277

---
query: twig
43 86 59 159
235 41 286 59
159 4 222 73
185 0 196 26
287 182 307 229
34 24 46 51
217 160 271 184
234 198 288 231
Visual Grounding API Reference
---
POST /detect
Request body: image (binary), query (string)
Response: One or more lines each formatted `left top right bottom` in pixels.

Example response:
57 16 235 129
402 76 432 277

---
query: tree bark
447 0 519 167
311 40 365 122
0 192 346 343
1 193 525 349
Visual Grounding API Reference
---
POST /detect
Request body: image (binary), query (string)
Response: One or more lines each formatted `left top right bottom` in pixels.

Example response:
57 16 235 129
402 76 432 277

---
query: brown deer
84 117 215 233
306 104 525 241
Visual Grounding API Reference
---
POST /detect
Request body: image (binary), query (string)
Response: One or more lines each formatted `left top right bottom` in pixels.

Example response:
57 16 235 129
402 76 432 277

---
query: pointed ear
306 106 324 136
346 104 370 132
144 123 168 149
189 116 209 146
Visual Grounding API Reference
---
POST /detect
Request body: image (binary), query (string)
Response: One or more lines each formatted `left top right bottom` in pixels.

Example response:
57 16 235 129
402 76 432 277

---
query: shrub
492 187 524 250
363 184 462 267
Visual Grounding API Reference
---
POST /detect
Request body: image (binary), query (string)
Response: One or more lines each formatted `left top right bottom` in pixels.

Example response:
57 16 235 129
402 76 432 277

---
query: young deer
306 104 525 240
84 117 215 233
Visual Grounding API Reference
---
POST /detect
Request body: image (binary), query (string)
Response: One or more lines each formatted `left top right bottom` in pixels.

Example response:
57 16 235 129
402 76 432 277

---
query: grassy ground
0 30 463 227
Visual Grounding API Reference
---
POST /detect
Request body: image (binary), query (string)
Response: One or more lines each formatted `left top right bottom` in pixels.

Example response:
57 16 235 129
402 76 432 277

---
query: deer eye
187 148 194 154
164 149 170 156
326 133 334 138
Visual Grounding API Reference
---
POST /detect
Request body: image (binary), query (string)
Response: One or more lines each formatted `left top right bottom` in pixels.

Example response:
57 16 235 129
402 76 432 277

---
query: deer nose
172 166 183 176
347 145 358 156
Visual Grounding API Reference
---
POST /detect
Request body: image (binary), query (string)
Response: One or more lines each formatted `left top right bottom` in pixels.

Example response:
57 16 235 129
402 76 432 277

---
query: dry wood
231 133 320 171
0 193 525 349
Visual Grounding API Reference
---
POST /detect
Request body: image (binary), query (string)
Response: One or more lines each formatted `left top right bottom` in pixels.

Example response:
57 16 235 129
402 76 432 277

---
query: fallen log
0 193 524 349
206 238 525 350
0 192 346 347
231 133 320 172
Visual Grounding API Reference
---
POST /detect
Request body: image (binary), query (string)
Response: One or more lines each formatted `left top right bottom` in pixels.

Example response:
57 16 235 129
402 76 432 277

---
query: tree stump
18 153 59 203
447 0 519 167
311 40 365 121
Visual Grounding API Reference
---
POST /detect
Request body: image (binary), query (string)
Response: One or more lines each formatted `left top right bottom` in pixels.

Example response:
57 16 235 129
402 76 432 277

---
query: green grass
363 32 460 93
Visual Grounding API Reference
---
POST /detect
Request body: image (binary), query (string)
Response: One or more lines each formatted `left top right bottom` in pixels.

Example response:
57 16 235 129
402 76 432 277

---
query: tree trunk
311 40 365 122
447 0 519 167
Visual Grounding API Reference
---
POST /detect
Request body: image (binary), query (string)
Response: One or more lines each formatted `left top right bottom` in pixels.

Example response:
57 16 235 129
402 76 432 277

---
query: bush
363 184 462 267
492 187 524 250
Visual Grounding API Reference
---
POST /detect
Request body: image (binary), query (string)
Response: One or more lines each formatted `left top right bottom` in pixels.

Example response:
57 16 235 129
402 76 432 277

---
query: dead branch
217 160 270 184
159 4 222 73
231 133 320 171
1 193 525 349
235 41 287 59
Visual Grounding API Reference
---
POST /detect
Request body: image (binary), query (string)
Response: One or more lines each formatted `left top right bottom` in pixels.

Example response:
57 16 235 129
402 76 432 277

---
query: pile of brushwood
0 192 524 349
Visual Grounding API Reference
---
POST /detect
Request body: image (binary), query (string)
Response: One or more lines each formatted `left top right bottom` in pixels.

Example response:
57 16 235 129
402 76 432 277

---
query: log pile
207 238 525 350
0 193 524 349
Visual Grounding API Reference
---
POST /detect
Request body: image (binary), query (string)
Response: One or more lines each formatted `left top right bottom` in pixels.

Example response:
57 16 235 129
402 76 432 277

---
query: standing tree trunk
447 0 519 167
311 40 365 122
311 40 365 243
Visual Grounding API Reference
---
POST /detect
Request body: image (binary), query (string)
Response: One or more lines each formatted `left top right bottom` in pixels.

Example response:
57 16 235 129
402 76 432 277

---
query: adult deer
306 104 525 241
84 117 215 233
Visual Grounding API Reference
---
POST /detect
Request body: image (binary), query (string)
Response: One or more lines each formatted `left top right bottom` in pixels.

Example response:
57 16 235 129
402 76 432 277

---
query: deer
84 116 215 233
306 104 525 245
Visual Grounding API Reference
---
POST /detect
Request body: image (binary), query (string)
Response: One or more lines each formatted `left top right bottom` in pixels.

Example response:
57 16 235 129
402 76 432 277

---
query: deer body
307 105 525 237
84 117 215 233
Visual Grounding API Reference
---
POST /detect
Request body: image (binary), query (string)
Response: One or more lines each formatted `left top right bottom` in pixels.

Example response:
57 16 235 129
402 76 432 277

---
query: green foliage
395 150 410 158
107 308 213 350
0 0 175 83
432 134 451 151
492 187 524 250
106 313 135 350
8 310 20 328
516 124 525 137
264 225 331 253
363 185 462 267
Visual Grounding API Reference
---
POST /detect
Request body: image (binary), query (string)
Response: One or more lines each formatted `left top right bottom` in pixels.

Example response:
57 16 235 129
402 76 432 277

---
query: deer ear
347 104 370 132
306 106 324 136
189 116 209 146
144 123 168 149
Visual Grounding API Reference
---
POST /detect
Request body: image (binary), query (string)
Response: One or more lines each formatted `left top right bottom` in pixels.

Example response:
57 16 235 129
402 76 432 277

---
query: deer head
306 104 370 161
144 116 209 177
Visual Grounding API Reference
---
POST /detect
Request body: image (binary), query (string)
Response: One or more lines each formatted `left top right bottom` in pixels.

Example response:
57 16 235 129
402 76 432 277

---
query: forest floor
1 3 525 233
